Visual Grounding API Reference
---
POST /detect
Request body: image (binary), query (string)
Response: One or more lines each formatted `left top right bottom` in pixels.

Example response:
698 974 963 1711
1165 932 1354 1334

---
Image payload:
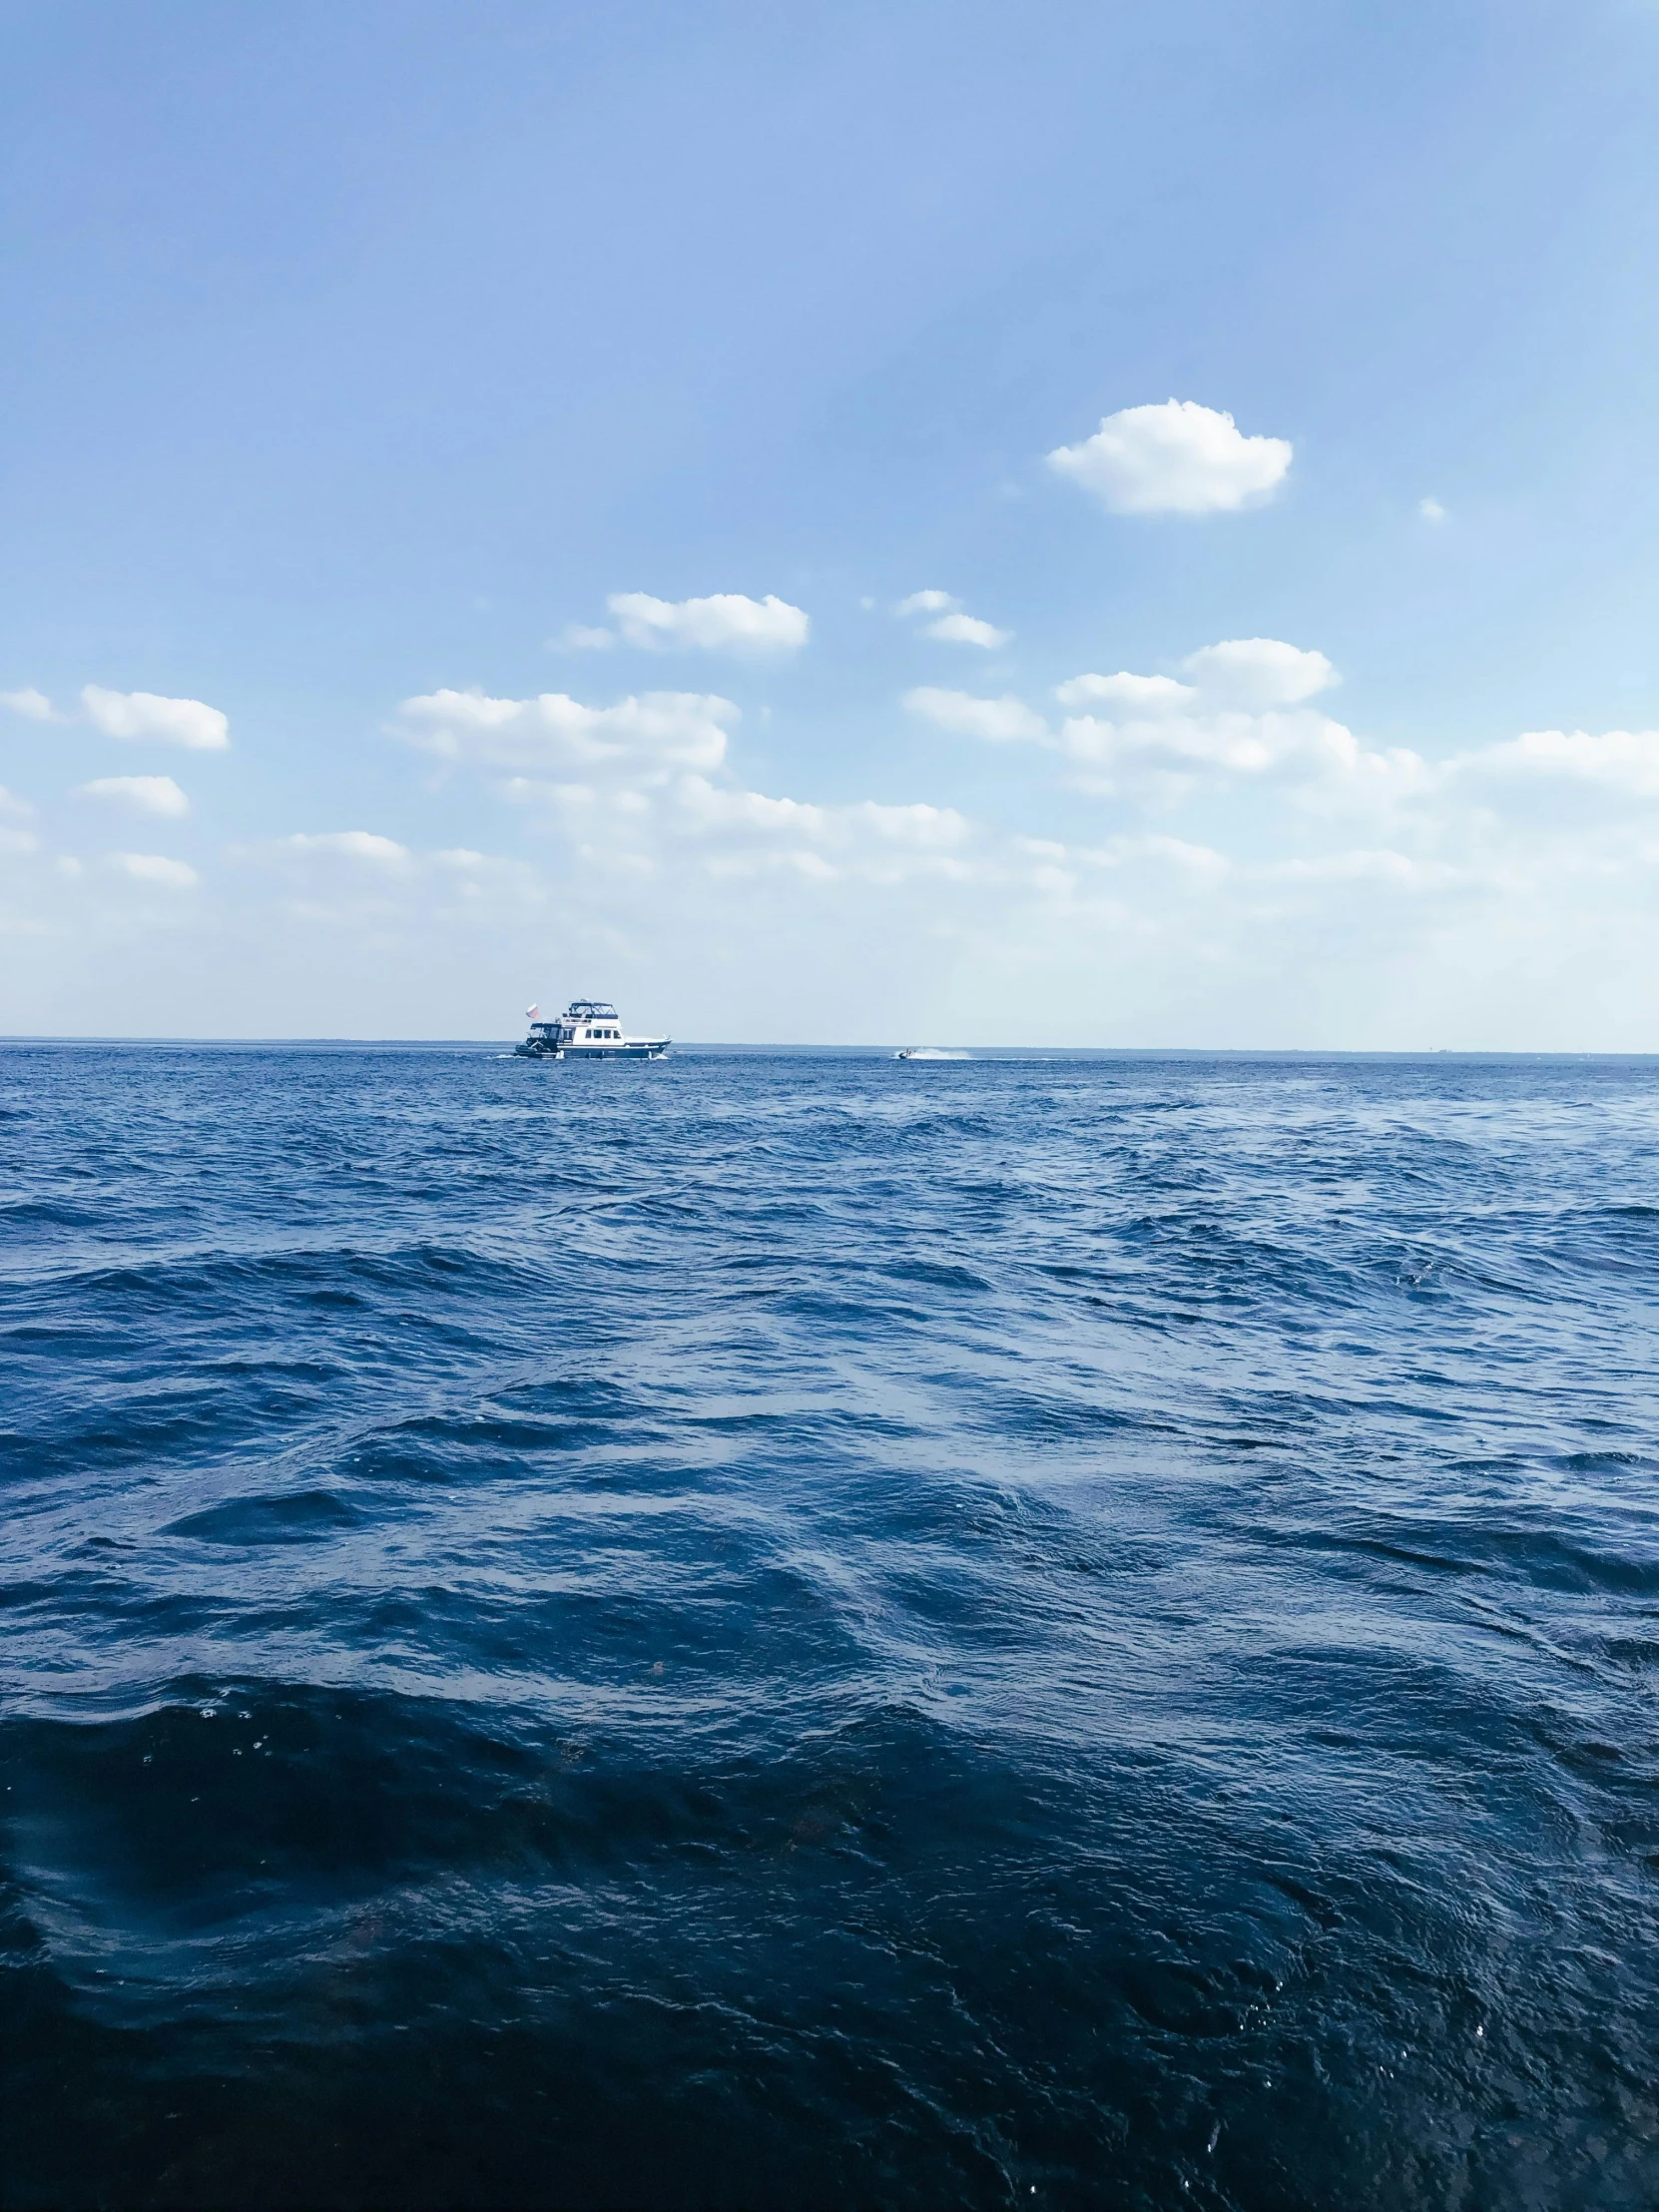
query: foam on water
3 1045 1659 2208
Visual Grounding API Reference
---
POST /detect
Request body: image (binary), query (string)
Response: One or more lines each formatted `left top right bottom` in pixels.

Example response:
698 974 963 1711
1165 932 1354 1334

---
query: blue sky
4 0 1659 1043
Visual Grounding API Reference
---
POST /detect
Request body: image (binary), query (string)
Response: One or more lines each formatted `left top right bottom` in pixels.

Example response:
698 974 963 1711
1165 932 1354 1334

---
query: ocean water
4 1044 1659 2211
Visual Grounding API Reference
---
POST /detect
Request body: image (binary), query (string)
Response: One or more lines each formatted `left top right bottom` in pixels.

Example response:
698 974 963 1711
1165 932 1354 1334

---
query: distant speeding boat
515 1000 670 1060
895 1047 971 1061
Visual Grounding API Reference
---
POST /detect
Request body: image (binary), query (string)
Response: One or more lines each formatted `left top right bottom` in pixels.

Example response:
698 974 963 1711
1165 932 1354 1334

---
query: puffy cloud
1057 643 1333 718
1047 399 1293 516
674 776 967 850
1053 640 1417 801
924 612 1010 649
1419 497 1447 525
1054 672 1195 713
1060 703 1425 800
552 623 618 651
672 778 829 842
1180 638 1338 708
1045 645 1659 831
605 592 810 655
903 688 1049 744
1 684 229 746
394 689 737 776
76 775 190 818
81 686 230 751
107 852 199 889
1 687 58 722
1455 728 1659 800
894 590 1011 649
497 768 972 884
855 800 971 849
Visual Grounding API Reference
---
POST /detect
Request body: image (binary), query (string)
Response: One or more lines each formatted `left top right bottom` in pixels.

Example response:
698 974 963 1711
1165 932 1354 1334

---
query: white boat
515 999 670 1061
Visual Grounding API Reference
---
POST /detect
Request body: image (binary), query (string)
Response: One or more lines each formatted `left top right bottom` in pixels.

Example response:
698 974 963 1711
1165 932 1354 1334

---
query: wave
5 1046 1659 2206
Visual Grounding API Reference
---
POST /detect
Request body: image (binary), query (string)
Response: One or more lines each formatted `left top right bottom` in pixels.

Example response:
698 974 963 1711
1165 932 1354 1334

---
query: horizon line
3 1036 1657 1061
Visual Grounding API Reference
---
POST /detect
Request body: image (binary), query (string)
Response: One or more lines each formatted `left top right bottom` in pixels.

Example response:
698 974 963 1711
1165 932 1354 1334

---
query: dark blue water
4 1046 1659 2210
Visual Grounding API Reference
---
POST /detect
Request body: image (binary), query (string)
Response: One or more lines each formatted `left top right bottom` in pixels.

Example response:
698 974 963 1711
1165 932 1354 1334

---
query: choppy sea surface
4 1044 1659 2211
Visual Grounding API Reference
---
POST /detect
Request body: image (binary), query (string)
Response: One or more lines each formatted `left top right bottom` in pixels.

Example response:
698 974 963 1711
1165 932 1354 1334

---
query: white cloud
552 623 617 651
1060 704 1425 801
1261 848 1462 889
107 852 200 889
76 775 191 818
81 686 230 751
495 767 973 887
671 778 826 842
1047 399 1293 516
275 830 412 866
673 776 968 852
1180 638 1338 707
216 830 545 934
394 689 737 776
0 786 37 821
894 590 1012 649
856 800 971 848
1054 672 1195 713
903 688 1049 744
1076 832 1233 882
664 776 973 884
1456 728 1659 800
1055 643 1335 716
605 592 810 655
1052 639 1417 803
1 687 58 722
1419 497 1447 525
924 612 1011 649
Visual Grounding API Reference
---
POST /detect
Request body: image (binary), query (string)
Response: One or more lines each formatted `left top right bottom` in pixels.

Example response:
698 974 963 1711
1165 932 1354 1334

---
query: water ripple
2 1045 1659 2208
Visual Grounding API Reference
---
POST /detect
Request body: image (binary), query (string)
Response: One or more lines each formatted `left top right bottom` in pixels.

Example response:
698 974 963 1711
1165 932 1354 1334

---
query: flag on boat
526 1004 539 1019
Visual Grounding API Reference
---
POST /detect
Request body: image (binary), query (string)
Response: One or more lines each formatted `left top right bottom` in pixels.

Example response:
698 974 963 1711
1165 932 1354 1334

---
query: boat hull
515 1040 669 1060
